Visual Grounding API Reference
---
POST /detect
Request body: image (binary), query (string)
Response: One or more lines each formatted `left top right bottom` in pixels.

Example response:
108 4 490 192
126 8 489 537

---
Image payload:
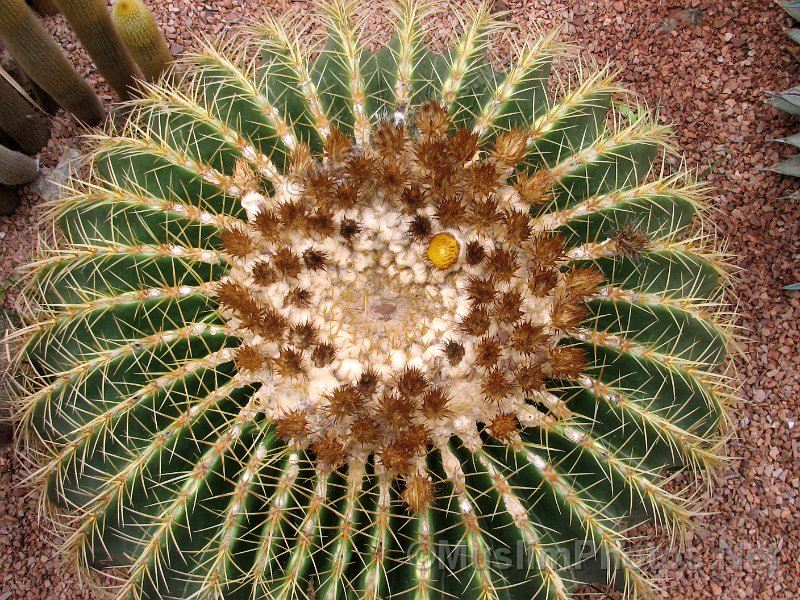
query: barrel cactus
11 2 732 599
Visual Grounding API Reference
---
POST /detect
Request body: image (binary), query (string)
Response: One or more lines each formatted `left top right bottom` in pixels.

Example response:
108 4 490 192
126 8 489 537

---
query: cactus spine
111 0 172 81
0 143 38 185
0 0 103 125
53 0 142 100
0 75 50 155
11 2 733 599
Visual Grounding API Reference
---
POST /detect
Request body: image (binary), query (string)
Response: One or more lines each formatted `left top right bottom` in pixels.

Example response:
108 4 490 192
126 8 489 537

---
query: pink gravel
1 1 799 598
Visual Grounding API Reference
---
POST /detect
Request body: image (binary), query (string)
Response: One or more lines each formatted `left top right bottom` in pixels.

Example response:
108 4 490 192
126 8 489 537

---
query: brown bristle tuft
273 246 303 279
278 200 309 231
465 276 497 305
379 442 414 475
551 293 588 332
421 386 452 419
304 168 336 204
379 162 410 197
285 286 312 308
465 240 487 266
402 475 435 513
396 366 428 398
290 142 313 176
216 281 263 330
220 225 254 259
373 121 407 159
345 155 377 186
465 161 499 198
251 260 278 287
492 128 529 166
325 127 352 165
258 308 288 341
351 415 382 446
504 210 532 245
312 434 346 471
487 413 520 444
312 342 337 368
449 128 479 164
514 167 555 205
511 321 549 355
339 218 361 241
611 223 652 258
415 100 450 139
254 209 282 241
528 267 559 297
379 391 417 433
233 157 259 193
470 198 501 229
494 289 524 324
357 367 380 398
275 409 310 443
274 346 305 378
309 207 336 237
459 307 491 337
481 369 513 403
530 233 566 267
475 337 502 369
399 185 427 214
408 214 432 240
487 248 519 281
433 195 466 229
564 267 605 298
325 384 361 421
442 339 465 366
289 321 319 350
516 363 545 394
333 181 360 210
235 344 268 372
415 139 449 173
303 248 329 271
548 346 586 379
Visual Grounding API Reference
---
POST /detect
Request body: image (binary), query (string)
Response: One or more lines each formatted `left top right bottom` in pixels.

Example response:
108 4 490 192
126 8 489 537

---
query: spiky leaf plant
11 2 733 599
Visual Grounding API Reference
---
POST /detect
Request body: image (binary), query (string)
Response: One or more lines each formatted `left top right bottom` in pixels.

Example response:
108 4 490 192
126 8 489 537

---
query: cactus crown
11 2 733 599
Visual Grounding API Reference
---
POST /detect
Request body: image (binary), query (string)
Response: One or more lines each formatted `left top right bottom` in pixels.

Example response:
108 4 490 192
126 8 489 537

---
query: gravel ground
1 0 799 598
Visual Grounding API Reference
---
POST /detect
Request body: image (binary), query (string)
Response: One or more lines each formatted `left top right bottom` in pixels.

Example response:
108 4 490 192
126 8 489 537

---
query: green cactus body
111 0 172 81
54 0 141 100
0 0 103 125
13 2 733 599
0 143 38 185
0 75 50 155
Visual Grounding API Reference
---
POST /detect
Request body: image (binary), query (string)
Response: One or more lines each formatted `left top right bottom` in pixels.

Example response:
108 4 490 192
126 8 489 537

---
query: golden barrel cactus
11 2 733 599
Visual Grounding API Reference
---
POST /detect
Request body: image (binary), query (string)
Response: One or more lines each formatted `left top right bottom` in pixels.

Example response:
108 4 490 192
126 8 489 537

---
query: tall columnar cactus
111 0 172 81
29 0 59 16
0 143 38 185
0 75 51 155
12 2 733 599
0 0 104 125
54 0 142 100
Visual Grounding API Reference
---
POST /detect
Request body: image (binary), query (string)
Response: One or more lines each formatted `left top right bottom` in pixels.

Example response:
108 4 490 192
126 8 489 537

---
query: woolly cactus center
215 103 602 482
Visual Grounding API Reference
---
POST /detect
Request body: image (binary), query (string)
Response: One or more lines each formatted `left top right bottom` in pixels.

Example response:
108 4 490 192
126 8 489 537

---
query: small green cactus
0 0 104 125
0 74 50 155
11 2 733 599
54 0 142 100
112 0 172 81
0 143 38 185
